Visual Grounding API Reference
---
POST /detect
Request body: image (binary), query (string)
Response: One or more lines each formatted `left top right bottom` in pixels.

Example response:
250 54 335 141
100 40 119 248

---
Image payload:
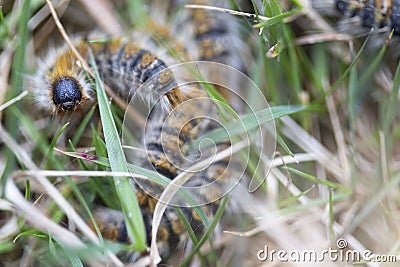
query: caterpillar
29 0 248 264
312 0 400 36
32 36 182 114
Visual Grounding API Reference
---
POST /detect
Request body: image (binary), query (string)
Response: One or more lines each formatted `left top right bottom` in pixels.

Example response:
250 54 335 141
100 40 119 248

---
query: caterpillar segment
189 0 247 71
88 194 217 262
143 19 192 62
86 38 182 107
312 0 400 35
88 203 183 260
191 0 230 61
335 0 400 33
141 85 232 197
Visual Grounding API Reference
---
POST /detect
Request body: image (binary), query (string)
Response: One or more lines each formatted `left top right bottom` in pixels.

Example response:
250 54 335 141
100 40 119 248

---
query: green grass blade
272 192 349 217
253 9 299 28
190 105 304 150
0 242 14 254
276 132 295 157
348 60 358 189
180 196 229 267
2 0 31 182
383 61 400 150
0 6 9 38
174 207 206 264
317 32 371 100
284 167 350 192
88 50 147 251
42 122 69 169
71 105 97 146
278 185 314 207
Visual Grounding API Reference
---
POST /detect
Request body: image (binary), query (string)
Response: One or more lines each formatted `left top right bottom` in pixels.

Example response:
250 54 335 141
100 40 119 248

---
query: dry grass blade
15 169 136 179
0 37 16 110
295 33 353 45
324 85 351 183
0 199 18 240
5 181 92 254
0 90 29 111
185 4 270 21
44 0 89 73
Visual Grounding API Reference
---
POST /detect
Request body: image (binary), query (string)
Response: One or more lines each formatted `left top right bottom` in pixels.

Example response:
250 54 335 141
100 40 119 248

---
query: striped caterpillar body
312 0 400 37
336 0 400 35
30 0 246 264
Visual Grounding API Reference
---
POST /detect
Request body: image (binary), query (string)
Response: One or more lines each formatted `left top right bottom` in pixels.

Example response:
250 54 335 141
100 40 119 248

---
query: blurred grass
2 0 31 185
1 0 400 266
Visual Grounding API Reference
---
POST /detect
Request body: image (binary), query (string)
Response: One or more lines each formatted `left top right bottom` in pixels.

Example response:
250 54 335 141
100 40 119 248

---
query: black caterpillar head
52 76 83 112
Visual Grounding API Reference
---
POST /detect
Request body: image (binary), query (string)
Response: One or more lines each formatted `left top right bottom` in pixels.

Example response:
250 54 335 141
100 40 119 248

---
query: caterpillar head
51 76 88 113
31 43 93 115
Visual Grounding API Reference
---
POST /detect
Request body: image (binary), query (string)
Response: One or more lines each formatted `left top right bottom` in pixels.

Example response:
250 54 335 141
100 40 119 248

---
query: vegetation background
0 0 399 266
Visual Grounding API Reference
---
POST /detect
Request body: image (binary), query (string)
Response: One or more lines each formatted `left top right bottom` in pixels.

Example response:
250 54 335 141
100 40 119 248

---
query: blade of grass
174 208 205 264
383 60 400 151
71 105 97 146
348 59 358 189
282 24 302 99
253 9 299 28
91 124 107 160
276 133 295 157
2 0 31 184
316 31 372 101
0 6 9 38
88 49 147 251
85 129 120 209
250 192 349 220
0 242 14 254
278 185 315 207
24 180 30 200
190 105 304 150
127 0 146 26
68 141 90 171
42 122 69 169
179 196 229 267
284 167 350 192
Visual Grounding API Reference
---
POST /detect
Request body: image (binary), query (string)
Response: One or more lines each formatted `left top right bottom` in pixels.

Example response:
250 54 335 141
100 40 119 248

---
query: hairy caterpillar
312 0 400 36
30 0 248 263
31 36 181 114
